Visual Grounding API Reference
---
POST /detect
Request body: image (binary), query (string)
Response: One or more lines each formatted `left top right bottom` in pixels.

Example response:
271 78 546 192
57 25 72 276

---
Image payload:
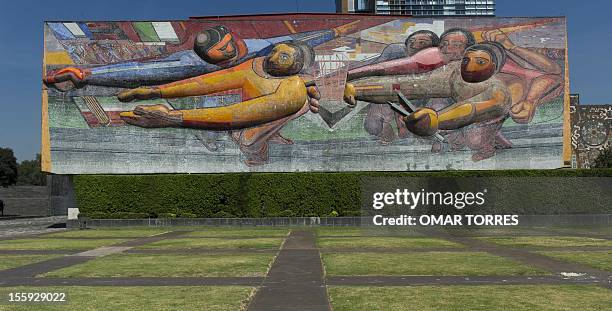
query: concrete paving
248 231 331 311
0 216 67 238
326 275 611 287
0 277 264 287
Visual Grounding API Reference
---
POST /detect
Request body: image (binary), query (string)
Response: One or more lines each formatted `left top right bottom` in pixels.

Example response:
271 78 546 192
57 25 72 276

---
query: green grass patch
477 236 612 248
442 226 552 237
544 225 612 236
314 227 424 237
0 286 253 310
0 255 61 271
539 251 612 272
0 239 128 250
322 252 547 276
184 227 290 238
41 228 170 238
317 237 461 249
328 285 612 311
42 253 274 278
137 237 284 250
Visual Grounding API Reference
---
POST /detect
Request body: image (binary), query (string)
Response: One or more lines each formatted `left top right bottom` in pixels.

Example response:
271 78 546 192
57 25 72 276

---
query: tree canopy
0 148 18 187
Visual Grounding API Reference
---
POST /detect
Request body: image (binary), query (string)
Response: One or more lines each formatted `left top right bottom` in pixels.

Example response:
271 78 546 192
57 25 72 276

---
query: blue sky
0 0 609 161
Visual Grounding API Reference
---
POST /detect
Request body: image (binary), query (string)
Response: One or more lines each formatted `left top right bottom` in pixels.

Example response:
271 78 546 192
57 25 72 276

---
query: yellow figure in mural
118 41 321 166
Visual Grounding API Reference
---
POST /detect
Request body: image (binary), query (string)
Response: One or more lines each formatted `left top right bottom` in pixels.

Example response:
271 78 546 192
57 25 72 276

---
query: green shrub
212 211 236 218
176 212 198 218
73 169 612 218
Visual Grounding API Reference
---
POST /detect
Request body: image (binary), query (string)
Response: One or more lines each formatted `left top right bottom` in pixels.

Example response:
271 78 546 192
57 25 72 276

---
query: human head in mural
439 28 475 61
404 30 440 57
264 41 315 77
461 42 506 83
193 25 244 64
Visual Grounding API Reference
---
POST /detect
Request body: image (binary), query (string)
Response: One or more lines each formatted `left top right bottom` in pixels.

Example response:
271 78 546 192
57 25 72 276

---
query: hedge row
73 169 612 218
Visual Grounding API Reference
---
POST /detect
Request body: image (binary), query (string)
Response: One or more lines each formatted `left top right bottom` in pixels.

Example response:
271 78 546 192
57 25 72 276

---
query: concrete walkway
248 230 331 311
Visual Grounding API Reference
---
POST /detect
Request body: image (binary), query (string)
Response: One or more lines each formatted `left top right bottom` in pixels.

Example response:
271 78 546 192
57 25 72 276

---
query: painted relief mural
42 15 569 173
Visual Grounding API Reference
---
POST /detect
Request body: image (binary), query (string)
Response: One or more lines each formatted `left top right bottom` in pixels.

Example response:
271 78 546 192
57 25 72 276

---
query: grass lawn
538 251 612 272
0 286 253 311
442 227 551 237
317 237 461 249
0 255 61 271
322 252 547 276
314 227 424 237
328 285 612 311
544 225 612 236
477 236 612 248
137 237 284 249
41 228 170 238
42 253 274 278
0 239 128 250
184 227 290 238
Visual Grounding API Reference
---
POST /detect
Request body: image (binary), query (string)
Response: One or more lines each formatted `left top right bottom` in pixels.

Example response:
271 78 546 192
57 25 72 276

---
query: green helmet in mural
193 25 240 64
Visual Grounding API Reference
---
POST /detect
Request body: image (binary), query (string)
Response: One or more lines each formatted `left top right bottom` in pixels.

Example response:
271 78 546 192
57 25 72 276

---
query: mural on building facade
42 15 569 173
570 95 611 168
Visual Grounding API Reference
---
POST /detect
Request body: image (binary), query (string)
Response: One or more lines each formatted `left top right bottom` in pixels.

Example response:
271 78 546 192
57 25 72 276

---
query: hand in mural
482 29 515 50
44 67 91 90
343 83 357 107
510 99 537 122
117 87 162 102
403 108 439 137
121 104 183 128
306 85 321 113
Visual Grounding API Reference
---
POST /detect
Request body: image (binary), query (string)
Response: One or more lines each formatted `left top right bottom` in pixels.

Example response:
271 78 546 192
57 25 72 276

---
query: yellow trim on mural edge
42 39 52 173
562 21 571 167
41 90 51 173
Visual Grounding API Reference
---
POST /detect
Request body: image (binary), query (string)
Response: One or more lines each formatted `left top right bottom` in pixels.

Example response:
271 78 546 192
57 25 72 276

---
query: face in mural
194 26 242 64
461 50 496 83
264 43 304 77
439 29 474 61
404 31 439 57
461 43 505 83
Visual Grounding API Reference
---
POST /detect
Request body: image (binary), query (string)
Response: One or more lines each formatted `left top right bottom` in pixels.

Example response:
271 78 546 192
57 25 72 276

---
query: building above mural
42 14 569 174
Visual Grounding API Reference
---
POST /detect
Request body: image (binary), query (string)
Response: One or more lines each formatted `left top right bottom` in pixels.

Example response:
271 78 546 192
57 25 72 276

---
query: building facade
336 0 495 16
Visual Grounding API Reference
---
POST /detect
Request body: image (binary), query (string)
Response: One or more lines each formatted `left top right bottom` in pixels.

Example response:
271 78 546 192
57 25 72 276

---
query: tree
591 145 612 168
0 148 18 187
17 154 47 186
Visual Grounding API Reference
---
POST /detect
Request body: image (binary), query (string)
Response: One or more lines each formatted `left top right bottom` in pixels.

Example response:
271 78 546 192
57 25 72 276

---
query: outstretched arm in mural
482 30 563 123
119 42 318 131
44 22 360 91
404 85 510 136
346 47 446 81
343 60 455 106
